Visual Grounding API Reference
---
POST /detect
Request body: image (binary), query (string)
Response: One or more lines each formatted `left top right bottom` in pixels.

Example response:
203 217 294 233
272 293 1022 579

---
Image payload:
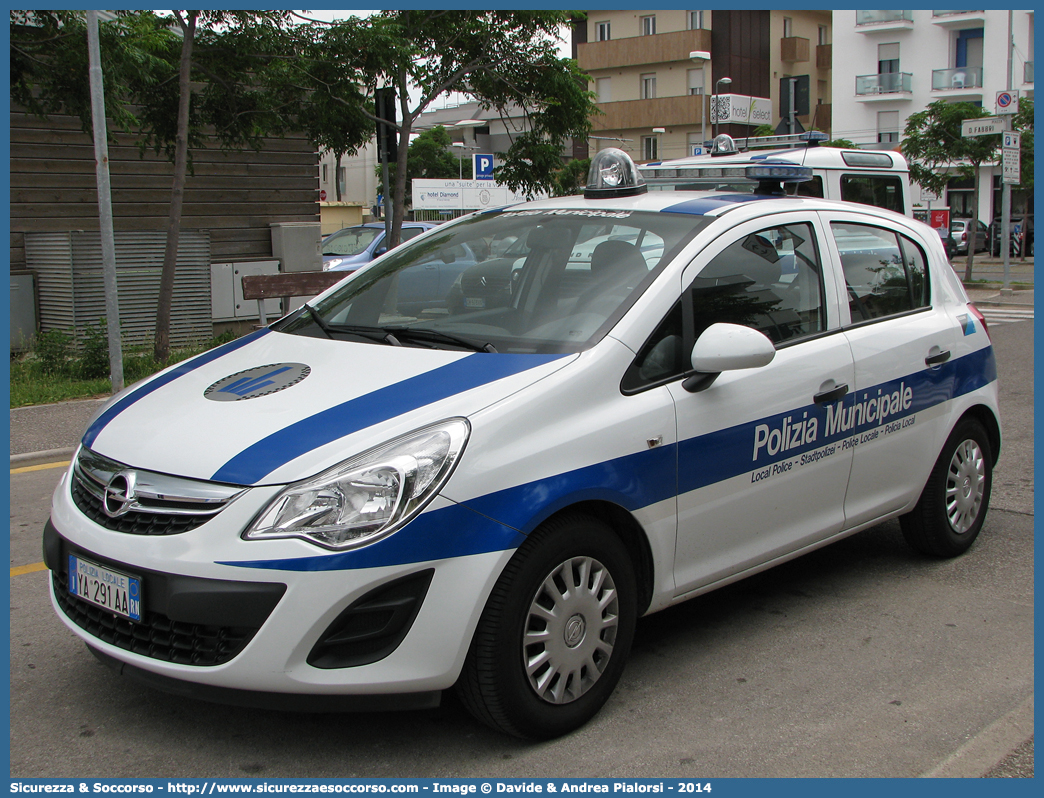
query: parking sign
473 153 495 181
996 90 1019 115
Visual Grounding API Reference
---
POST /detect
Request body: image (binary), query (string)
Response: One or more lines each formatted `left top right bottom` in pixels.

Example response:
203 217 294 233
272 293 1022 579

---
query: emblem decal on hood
204 363 310 402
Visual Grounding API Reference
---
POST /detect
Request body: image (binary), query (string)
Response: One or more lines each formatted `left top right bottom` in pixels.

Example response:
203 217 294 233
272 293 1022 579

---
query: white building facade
831 9 1034 220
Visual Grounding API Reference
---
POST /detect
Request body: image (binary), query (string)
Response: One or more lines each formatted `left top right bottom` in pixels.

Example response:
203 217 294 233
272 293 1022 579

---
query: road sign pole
1001 10 1014 290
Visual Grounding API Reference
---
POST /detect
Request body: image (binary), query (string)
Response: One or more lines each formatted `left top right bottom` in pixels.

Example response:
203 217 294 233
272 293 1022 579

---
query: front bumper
46 465 516 701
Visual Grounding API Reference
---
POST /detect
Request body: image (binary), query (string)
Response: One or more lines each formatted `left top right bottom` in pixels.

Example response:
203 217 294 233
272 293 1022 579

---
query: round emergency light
585 148 648 199
710 134 739 157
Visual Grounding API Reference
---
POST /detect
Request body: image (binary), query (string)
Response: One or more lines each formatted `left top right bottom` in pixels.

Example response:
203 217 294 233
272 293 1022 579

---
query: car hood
82 329 575 486
322 251 371 270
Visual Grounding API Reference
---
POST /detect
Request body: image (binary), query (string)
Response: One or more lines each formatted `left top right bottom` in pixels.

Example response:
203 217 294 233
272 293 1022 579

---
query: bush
33 328 73 375
78 319 111 379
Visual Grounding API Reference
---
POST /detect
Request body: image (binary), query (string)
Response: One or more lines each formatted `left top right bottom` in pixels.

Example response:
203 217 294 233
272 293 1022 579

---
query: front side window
623 221 826 393
831 222 930 322
283 211 709 355
689 222 827 344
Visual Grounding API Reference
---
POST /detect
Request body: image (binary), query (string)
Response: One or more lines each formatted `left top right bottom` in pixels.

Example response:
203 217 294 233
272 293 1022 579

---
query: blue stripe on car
82 329 270 449
210 353 568 485
662 194 775 216
222 347 996 573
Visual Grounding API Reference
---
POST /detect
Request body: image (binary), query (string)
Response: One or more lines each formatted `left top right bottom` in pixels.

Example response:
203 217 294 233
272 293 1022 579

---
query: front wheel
900 418 993 557
456 513 637 739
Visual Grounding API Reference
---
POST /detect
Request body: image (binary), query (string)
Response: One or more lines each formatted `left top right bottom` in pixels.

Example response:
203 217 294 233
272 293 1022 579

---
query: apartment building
576 9 832 163
830 9 1034 219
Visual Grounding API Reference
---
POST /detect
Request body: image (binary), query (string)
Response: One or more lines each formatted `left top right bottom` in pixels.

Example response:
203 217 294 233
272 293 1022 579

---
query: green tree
821 138 858 149
552 158 591 197
297 11 595 247
901 101 999 282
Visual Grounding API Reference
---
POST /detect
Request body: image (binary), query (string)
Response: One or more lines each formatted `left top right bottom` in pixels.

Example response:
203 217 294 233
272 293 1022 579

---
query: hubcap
945 438 986 534
523 556 619 705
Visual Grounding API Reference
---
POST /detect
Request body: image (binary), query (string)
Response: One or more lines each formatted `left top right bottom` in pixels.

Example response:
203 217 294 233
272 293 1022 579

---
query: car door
666 214 856 596
822 214 961 528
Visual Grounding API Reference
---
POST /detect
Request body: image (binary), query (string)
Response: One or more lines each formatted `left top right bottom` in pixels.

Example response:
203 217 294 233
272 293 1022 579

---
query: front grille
72 479 211 535
53 566 256 667
71 447 244 535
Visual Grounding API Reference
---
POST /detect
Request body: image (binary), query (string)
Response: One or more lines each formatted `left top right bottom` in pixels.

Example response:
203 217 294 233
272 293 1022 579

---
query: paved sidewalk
10 396 107 464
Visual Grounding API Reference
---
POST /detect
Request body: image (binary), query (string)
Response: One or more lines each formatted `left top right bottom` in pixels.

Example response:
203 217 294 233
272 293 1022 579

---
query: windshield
323 227 383 257
277 210 708 354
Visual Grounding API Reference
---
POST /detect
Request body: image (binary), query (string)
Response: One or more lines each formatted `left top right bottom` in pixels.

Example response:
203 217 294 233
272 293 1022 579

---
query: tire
900 418 993 558
456 513 638 739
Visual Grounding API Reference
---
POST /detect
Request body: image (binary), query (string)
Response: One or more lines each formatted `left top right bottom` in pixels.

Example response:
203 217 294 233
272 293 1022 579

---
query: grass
10 331 238 408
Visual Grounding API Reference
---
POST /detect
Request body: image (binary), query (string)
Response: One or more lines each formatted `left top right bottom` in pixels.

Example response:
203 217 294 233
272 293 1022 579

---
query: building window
322 164 328 183
688 68 705 95
641 73 657 100
783 17 793 38
819 25 828 46
688 132 706 155
338 166 346 196
689 10 706 30
641 15 656 36
878 42 900 74
596 21 610 42
596 77 612 103
642 136 659 161
877 110 900 144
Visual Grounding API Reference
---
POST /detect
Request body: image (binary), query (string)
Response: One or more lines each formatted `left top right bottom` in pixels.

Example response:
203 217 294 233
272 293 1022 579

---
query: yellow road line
10 460 70 474
11 562 48 577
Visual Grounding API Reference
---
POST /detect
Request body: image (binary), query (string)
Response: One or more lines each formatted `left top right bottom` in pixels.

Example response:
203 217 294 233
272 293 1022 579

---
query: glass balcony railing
1025 61 1034 83
933 10 984 17
856 11 913 25
932 66 983 91
856 72 913 95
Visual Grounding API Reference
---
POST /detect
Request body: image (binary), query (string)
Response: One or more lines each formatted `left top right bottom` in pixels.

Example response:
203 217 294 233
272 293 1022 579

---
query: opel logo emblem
103 471 138 518
564 614 587 648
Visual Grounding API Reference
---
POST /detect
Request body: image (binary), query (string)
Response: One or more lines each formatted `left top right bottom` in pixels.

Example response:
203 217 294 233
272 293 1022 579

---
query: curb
10 447 76 469
922 695 1034 778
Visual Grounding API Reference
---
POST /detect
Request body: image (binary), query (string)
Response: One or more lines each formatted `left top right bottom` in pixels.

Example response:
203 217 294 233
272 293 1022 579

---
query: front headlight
244 419 470 550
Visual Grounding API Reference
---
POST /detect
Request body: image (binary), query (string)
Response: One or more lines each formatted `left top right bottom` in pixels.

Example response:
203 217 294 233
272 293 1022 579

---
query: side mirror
374 247 388 257
683 323 775 393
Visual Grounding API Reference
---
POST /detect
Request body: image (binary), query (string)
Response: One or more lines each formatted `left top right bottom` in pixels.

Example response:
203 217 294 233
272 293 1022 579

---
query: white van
639 134 912 217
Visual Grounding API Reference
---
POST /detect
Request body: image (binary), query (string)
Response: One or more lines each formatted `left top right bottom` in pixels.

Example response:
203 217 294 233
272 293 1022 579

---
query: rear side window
831 222 930 322
840 174 905 214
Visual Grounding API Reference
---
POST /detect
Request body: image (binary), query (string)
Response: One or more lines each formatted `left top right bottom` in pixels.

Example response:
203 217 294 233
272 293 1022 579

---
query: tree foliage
821 138 858 149
901 101 999 281
377 126 473 206
296 10 595 245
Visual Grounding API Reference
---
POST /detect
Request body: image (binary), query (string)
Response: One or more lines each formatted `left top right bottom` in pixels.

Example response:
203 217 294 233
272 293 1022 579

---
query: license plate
68 555 142 622
464 296 486 309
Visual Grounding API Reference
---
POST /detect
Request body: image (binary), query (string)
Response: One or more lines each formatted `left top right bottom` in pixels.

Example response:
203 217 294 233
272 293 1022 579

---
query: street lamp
713 76 732 141
689 50 711 149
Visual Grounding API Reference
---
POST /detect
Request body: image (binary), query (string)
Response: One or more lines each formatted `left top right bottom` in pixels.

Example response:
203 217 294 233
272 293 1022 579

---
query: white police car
45 149 1000 740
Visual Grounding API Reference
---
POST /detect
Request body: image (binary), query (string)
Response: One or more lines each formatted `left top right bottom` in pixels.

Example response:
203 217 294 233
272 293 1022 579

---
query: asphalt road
8 321 1033 779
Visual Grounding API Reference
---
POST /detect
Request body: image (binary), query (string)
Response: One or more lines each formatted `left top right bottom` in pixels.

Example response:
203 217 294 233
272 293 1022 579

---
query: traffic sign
996 90 1019 115
961 117 1004 137
319 190 327 201
1003 147 1021 184
1003 131 1021 150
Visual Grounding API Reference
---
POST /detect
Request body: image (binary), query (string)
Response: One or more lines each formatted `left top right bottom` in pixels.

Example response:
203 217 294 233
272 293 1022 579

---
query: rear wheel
900 418 992 557
456 513 637 739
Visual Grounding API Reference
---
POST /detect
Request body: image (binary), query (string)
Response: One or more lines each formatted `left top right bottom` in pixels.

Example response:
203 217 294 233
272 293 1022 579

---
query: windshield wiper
322 322 402 346
305 306 334 339
382 326 497 353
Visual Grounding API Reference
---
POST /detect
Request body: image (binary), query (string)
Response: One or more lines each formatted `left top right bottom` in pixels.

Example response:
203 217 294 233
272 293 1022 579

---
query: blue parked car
322 222 438 272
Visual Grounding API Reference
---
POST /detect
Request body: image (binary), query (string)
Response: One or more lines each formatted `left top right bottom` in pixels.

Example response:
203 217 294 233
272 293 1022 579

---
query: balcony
816 44 832 70
781 37 810 63
931 10 986 29
931 66 983 99
856 11 914 32
578 29 713 71
856 72 913 99
591 95 708 132
1025 61 1034 84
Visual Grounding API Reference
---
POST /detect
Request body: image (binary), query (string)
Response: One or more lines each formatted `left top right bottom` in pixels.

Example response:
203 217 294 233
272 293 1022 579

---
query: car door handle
925 349 951 367
813 384 849 405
